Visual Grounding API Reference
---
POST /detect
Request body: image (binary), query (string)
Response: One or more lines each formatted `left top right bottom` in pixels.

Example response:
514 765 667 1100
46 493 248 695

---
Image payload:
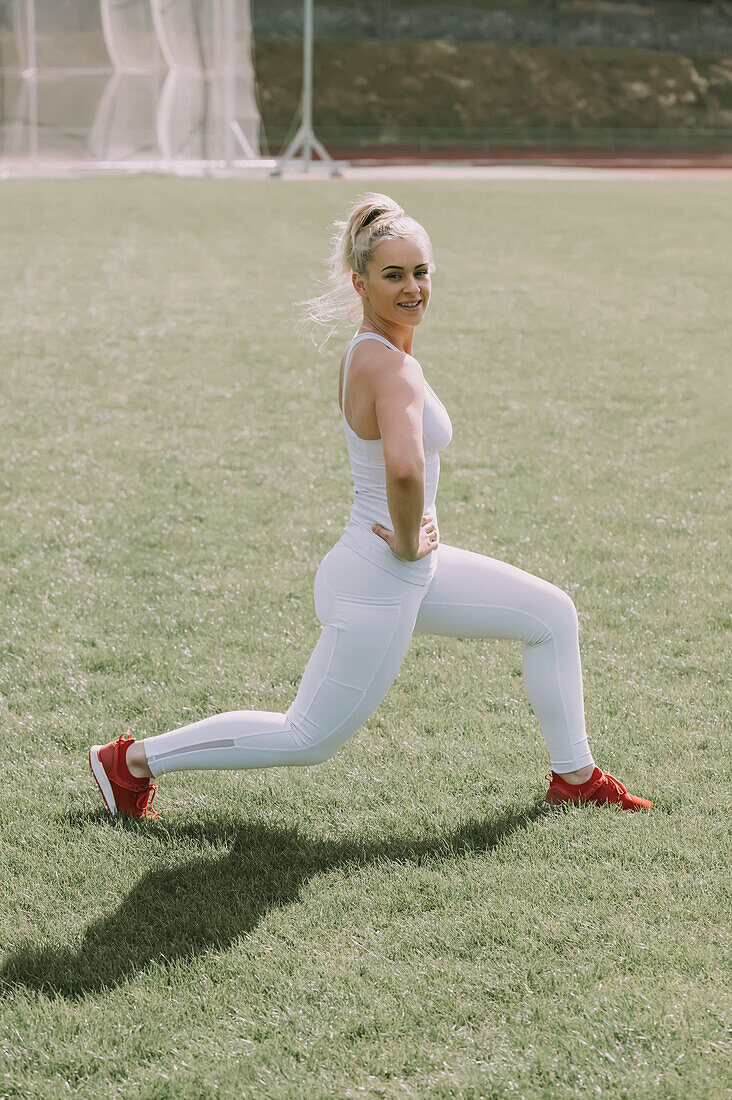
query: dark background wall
251 0 732 54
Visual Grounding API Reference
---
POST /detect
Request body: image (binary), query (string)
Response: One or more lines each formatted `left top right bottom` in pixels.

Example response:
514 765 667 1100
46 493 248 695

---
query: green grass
0 178 730 1098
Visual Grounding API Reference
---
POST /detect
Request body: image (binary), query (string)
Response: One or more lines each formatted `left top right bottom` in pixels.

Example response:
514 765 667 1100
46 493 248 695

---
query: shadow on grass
1 801 547 1000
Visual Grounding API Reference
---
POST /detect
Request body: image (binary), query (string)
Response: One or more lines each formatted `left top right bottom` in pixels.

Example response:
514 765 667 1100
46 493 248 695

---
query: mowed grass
0 177 729 1099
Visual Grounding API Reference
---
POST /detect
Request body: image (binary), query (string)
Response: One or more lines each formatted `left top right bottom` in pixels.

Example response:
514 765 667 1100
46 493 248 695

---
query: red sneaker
545 766 653 811
89 733 160 819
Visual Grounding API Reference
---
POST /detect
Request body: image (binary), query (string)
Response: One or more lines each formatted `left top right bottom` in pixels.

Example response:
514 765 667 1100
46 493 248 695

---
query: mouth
397 300 422 311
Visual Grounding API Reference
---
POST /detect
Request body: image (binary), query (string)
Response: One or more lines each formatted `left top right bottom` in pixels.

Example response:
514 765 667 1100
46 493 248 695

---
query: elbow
387 462 424 485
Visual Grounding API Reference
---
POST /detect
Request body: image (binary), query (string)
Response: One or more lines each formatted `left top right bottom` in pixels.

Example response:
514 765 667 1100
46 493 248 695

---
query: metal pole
302 0 312 169
25 0 39 168
220 0 236 164
272 0 344 176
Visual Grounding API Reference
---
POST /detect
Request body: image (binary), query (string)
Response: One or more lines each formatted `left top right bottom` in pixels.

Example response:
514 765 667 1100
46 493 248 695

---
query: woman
89 194 652 818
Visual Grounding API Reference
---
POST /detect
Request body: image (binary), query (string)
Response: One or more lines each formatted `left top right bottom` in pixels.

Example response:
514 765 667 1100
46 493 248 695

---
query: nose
405 272 420 294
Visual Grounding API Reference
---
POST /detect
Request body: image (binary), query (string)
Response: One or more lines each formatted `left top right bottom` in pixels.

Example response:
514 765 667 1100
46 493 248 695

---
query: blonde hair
299 192 434 348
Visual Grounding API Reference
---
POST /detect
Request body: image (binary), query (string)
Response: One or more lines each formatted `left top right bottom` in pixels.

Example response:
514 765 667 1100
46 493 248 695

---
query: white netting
89 71 164 160
152 0 253 74
3 0 27 70
1 0 262 170
100 0 162 73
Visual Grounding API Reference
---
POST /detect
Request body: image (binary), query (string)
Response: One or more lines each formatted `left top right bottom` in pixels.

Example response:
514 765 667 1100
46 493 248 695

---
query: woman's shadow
1 801 548 1000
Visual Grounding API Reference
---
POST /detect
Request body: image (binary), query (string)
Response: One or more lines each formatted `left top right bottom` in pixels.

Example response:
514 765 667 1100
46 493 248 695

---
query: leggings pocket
328 593 405 691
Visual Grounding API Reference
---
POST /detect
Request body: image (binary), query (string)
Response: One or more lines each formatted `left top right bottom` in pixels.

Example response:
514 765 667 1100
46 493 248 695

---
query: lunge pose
90 194 652 818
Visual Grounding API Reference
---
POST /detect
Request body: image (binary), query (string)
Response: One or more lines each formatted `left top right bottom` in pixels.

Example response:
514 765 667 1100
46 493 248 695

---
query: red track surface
326 147 732 171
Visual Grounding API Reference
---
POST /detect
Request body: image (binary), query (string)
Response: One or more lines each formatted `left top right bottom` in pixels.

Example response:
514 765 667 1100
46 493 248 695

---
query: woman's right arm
371 351 435 562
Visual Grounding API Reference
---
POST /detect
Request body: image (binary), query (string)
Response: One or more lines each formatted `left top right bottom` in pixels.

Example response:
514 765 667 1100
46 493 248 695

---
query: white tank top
338 332 452 586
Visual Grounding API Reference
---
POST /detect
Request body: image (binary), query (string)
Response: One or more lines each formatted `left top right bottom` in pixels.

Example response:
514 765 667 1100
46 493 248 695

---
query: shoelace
600 772 629 800
135 782 163 819
546 770 627 799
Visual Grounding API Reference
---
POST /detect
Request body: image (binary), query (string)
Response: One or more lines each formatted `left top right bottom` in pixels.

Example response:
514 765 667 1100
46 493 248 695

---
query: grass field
0 178 730 1098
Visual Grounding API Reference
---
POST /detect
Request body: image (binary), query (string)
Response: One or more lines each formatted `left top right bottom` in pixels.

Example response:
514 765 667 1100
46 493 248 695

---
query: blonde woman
89 194 652 817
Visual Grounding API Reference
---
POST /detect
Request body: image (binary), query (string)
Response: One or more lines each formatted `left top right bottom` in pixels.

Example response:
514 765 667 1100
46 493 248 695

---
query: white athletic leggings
145 541 594 777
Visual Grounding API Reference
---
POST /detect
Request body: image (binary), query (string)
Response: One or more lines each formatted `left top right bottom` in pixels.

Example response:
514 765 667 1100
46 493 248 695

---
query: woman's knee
547 585 579 636
529 583 578 645
283 709 352 767
289 736 341 767
303 746 338 766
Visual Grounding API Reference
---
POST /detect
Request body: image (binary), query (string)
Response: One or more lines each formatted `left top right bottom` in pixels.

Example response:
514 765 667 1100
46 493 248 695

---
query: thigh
414 542 572 644
286 544 424 748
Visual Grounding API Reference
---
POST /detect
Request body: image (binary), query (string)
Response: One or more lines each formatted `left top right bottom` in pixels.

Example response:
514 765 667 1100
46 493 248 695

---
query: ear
352 270 368 299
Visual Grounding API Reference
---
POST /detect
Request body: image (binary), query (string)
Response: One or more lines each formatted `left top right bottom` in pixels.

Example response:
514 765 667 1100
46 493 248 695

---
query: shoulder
349 340 424 390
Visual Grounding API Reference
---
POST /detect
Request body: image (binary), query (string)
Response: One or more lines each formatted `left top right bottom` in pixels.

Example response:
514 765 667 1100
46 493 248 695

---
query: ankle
555 763 597 786
126 740 153 780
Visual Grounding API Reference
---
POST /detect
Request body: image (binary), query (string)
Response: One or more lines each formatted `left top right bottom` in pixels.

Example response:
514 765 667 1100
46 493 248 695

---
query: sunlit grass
0 177 729 1098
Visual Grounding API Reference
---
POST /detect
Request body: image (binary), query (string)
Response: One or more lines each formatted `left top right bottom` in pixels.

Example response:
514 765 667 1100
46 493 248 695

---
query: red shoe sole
89 746 117 815
545 792 653 810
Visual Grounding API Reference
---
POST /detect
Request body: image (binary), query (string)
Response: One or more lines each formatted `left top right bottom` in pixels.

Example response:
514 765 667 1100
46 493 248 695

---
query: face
353 233 432 328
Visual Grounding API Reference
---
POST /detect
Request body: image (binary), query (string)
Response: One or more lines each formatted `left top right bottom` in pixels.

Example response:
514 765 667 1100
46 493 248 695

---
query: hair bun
360 208 382 230
349 194 403 241
358 199 403 233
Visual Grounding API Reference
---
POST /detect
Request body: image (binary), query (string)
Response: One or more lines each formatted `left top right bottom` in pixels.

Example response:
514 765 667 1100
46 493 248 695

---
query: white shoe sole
89 746 117 815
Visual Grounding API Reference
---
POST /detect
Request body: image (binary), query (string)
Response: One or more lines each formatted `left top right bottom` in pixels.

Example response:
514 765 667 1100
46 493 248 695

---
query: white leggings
145 541 594 777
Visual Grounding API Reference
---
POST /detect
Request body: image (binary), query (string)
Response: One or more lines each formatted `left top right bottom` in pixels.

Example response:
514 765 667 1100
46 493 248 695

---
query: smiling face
353 233 432 332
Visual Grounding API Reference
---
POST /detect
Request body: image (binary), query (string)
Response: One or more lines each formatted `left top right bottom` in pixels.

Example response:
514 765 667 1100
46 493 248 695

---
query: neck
358 311 415 355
